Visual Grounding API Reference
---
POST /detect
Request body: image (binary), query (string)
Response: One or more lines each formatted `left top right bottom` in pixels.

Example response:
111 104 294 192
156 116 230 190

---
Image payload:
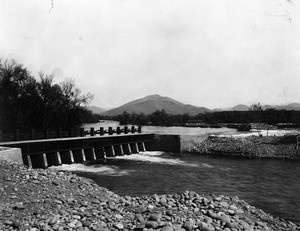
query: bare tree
60 78 93 129
60 78 93 109
249 102 264 136
37 72 63 129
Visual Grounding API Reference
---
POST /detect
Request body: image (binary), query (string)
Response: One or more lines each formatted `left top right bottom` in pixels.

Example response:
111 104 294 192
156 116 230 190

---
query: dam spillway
0 133 181 168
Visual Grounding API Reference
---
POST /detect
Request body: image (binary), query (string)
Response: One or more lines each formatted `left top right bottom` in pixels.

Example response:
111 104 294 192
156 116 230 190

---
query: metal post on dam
0 127 181 169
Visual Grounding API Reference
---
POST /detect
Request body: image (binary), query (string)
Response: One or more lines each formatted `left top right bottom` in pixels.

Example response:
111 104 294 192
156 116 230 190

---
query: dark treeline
101 110 188 126
199 110 300 126
103 109 300 127
0 59 95 131
111 110 190 126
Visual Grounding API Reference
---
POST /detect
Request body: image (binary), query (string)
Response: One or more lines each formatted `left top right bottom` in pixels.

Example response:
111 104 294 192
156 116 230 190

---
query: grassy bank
0 160 299 231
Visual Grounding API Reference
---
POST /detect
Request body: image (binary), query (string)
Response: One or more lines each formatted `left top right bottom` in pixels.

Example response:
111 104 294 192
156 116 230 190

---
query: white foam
113 151 199 167
50 164 134 176
49 152 229 174
113 151 220 169
139 151 165 156
202 163 214 168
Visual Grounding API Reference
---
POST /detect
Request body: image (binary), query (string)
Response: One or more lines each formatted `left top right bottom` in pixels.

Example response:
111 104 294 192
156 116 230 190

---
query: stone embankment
1 160 299 231
188 135 300 160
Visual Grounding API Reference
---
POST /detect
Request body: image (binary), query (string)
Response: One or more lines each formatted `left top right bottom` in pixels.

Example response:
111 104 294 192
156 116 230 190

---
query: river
52 121 300 225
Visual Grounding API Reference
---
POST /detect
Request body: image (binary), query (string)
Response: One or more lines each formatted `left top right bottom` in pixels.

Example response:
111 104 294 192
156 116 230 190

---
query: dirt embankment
0 160 299 231
187 135 300 160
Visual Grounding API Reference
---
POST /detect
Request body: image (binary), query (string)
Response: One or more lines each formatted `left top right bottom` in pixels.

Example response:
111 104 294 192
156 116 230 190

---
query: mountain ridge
101 94 210 116
221 103 300 111
94 95 300 115
86 106 107 114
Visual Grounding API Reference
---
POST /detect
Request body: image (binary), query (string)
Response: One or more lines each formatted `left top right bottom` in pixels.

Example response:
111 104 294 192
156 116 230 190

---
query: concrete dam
0 127 181 168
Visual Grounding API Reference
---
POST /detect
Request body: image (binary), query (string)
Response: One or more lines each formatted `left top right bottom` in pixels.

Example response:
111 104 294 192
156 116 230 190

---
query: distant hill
262 105 273 110
228 104 249 111
101 94 210 116
274 103 300 111
87 106 107 114
262 103 300 111
214 103 300 111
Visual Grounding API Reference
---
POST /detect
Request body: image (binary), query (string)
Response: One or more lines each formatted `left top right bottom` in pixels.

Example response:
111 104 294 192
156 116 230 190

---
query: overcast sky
0 0 299 109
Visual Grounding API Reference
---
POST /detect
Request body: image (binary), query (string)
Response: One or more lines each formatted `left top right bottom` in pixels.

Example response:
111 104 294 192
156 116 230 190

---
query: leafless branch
49 0 54 14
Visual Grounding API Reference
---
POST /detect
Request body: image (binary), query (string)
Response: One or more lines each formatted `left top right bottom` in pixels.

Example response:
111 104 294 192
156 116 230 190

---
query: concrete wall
0 146 23 164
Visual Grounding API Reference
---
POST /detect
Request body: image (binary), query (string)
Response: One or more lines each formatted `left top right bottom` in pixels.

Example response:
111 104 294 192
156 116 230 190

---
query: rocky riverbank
187 135 300 160
1 160 299 231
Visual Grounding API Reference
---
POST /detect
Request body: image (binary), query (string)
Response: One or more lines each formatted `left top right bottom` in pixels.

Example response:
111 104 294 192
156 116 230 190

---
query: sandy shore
0 160 299 231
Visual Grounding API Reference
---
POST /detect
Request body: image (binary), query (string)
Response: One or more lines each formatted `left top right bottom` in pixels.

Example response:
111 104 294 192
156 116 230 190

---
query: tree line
0 59 95 131
199 106 300 126
103 107 300 127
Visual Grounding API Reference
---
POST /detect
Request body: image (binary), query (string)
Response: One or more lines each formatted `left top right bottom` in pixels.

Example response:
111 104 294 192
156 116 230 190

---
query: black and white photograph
0 0 299 230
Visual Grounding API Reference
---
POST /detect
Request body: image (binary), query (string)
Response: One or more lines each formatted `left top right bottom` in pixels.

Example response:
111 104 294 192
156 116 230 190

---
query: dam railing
0 126 142 143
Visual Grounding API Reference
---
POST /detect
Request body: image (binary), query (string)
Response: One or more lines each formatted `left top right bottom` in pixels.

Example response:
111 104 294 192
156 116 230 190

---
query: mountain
87 106 107 114
212 104 249 111
262 105 273 110
101 94 210 116
262 103 300 111
214 103 300 111
228 104 249 111
211 108 224 112
274 103 300 111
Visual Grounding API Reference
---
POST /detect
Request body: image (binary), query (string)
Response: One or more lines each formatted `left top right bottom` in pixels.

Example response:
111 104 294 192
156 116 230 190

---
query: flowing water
52 121 300 224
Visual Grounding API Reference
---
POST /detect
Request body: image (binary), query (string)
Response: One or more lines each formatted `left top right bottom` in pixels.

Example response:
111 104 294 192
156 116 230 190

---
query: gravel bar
187 135 300 160
0 160 299 231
